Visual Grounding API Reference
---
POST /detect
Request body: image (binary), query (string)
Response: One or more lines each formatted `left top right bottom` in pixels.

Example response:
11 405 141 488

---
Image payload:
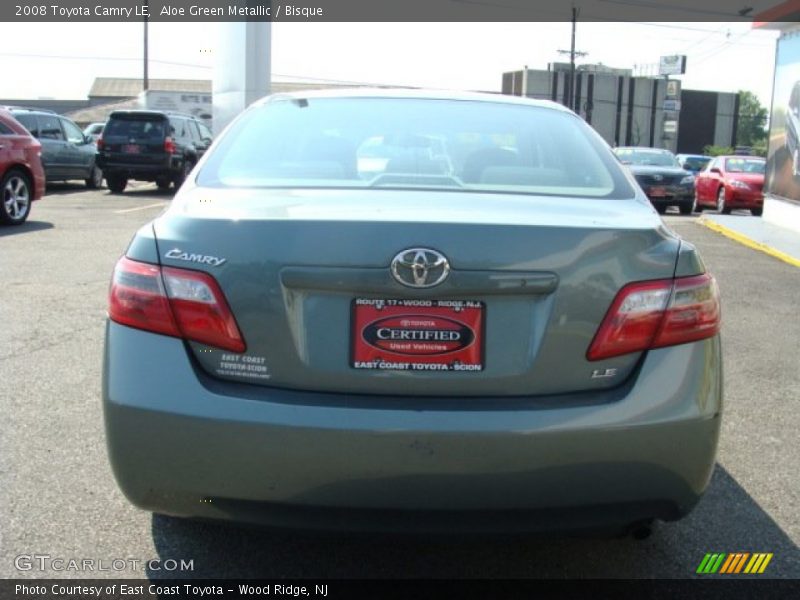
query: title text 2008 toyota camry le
103 90 722 535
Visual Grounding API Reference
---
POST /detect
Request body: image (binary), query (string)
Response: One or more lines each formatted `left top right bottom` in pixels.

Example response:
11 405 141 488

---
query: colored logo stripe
744 553 773 574
697 553 726 574
720 553 749 573
697 553 773 574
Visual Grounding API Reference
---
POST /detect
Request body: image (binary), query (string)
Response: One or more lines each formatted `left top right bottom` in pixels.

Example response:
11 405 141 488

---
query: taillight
108 256 246 353
96 136 104 151
587 273 720 361
164 136 175 154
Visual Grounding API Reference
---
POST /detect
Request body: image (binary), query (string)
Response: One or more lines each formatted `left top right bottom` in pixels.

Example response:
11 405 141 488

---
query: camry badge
165 248 227 267
391 248 450 288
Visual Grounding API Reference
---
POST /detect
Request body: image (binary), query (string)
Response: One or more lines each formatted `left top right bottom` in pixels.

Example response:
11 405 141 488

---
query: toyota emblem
390 248 450 288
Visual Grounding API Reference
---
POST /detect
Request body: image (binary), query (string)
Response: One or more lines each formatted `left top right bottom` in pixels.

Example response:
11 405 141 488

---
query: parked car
104 90 722 536
786 81 800 177
694 155 765 216
676 153 711 174
8 107 103 188
614 146 695 214
96 110 213 193
83 121 105 142
0 108 45 224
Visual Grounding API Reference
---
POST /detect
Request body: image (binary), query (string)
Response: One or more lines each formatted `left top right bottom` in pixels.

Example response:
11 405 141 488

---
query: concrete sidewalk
697 214 800 268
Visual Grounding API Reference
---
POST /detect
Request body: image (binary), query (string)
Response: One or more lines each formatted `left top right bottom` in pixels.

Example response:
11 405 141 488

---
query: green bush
703 145 734 157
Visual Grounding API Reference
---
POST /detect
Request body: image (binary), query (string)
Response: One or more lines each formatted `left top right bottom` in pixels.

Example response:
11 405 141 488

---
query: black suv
96 110 212 193
9 107 103 188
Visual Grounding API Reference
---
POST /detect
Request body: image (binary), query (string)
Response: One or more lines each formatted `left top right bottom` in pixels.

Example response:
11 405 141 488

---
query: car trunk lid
151 188 680 397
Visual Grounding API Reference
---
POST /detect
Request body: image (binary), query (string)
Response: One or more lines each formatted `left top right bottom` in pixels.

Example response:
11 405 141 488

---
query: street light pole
569 5 577 108
143 0 149 91
557 6 587 111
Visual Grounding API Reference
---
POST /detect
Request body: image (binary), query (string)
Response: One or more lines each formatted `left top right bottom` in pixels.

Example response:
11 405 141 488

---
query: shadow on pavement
44 182 96 196
149 465 799 579
106 185 175 200
0 220 54 236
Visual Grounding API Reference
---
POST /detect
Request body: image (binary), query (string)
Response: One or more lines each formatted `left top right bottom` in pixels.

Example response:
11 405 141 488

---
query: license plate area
123 144 141 154
648 185 667 197
351 299 484 371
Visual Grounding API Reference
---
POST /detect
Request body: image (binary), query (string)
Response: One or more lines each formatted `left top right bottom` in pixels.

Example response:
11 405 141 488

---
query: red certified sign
351 299 484 371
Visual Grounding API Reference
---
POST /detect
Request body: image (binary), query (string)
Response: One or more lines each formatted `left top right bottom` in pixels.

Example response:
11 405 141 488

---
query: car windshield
725 158 765 174
197 97 634 199
615 148 680 167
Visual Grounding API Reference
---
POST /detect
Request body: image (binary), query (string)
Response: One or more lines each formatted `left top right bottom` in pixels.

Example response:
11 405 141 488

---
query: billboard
137 90 213 123
659 55 687 76
765 32 800 203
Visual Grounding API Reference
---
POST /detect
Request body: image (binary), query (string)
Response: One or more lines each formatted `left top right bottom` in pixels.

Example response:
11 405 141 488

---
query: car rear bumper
32 166 45 200
96 154 182 178
103 321 722 532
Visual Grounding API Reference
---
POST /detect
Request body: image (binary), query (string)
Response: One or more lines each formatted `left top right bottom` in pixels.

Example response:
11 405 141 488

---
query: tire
107 175 127 194
654 204 667 215
717 187 731 215
1 169 32 225
173 159 194 189
155 176 171 191
692 192 704 213
751 207 763 217
679 202 693 215
85 165 104 189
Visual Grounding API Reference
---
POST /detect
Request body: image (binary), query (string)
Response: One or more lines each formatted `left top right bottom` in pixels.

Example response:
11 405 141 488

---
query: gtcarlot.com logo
696 552 773 574
14 554 194 572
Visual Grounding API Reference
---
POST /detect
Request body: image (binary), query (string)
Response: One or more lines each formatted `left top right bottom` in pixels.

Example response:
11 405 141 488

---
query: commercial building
502 64 738 154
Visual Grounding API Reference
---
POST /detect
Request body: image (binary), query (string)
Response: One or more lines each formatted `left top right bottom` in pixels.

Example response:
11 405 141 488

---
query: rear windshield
104 117 166 140
725 158 765 174
615 148 680 167
197 97 634 199
681 156 710 171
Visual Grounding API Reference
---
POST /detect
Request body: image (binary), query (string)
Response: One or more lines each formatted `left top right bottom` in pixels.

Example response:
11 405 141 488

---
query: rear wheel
85 165 104 189
679 202 693 215
1 169 32 225
717 187 731 214
173 159 194 189
654 204 667 215
751 207 763 217
156 176 172 191
107 174 127 194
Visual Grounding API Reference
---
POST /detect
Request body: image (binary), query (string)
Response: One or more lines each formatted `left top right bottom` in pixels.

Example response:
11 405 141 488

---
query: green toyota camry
103 89 722 536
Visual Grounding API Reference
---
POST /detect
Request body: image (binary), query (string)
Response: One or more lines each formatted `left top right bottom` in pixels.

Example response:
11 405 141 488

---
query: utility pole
143 0 149 91
557 6 587 109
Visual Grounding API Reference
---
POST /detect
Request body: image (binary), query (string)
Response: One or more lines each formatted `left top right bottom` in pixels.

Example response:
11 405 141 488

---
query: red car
0 108 45 225
693 155 765 216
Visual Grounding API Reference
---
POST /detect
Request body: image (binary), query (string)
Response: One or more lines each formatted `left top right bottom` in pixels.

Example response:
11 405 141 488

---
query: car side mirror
710 167 721 174
84 134 93 145
682 163 692 170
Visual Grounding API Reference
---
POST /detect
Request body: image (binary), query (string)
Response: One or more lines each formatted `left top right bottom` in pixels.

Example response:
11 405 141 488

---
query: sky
0 22 780 109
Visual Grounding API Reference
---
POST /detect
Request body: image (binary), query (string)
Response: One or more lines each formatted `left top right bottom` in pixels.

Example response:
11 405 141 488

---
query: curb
697 216 800 269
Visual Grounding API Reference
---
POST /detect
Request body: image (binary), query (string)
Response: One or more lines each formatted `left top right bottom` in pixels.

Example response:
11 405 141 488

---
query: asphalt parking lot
0 185 798 579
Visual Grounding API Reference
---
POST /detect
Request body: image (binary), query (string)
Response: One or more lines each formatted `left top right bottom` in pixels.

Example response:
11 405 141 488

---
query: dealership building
758 11 800 234
502 63 739 155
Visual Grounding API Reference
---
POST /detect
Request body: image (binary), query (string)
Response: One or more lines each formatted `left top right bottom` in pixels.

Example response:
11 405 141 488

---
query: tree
736 90 768 148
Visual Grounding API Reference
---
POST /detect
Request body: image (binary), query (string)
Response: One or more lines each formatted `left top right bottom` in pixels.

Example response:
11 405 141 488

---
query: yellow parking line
698 216 800 268
113 202 168 214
